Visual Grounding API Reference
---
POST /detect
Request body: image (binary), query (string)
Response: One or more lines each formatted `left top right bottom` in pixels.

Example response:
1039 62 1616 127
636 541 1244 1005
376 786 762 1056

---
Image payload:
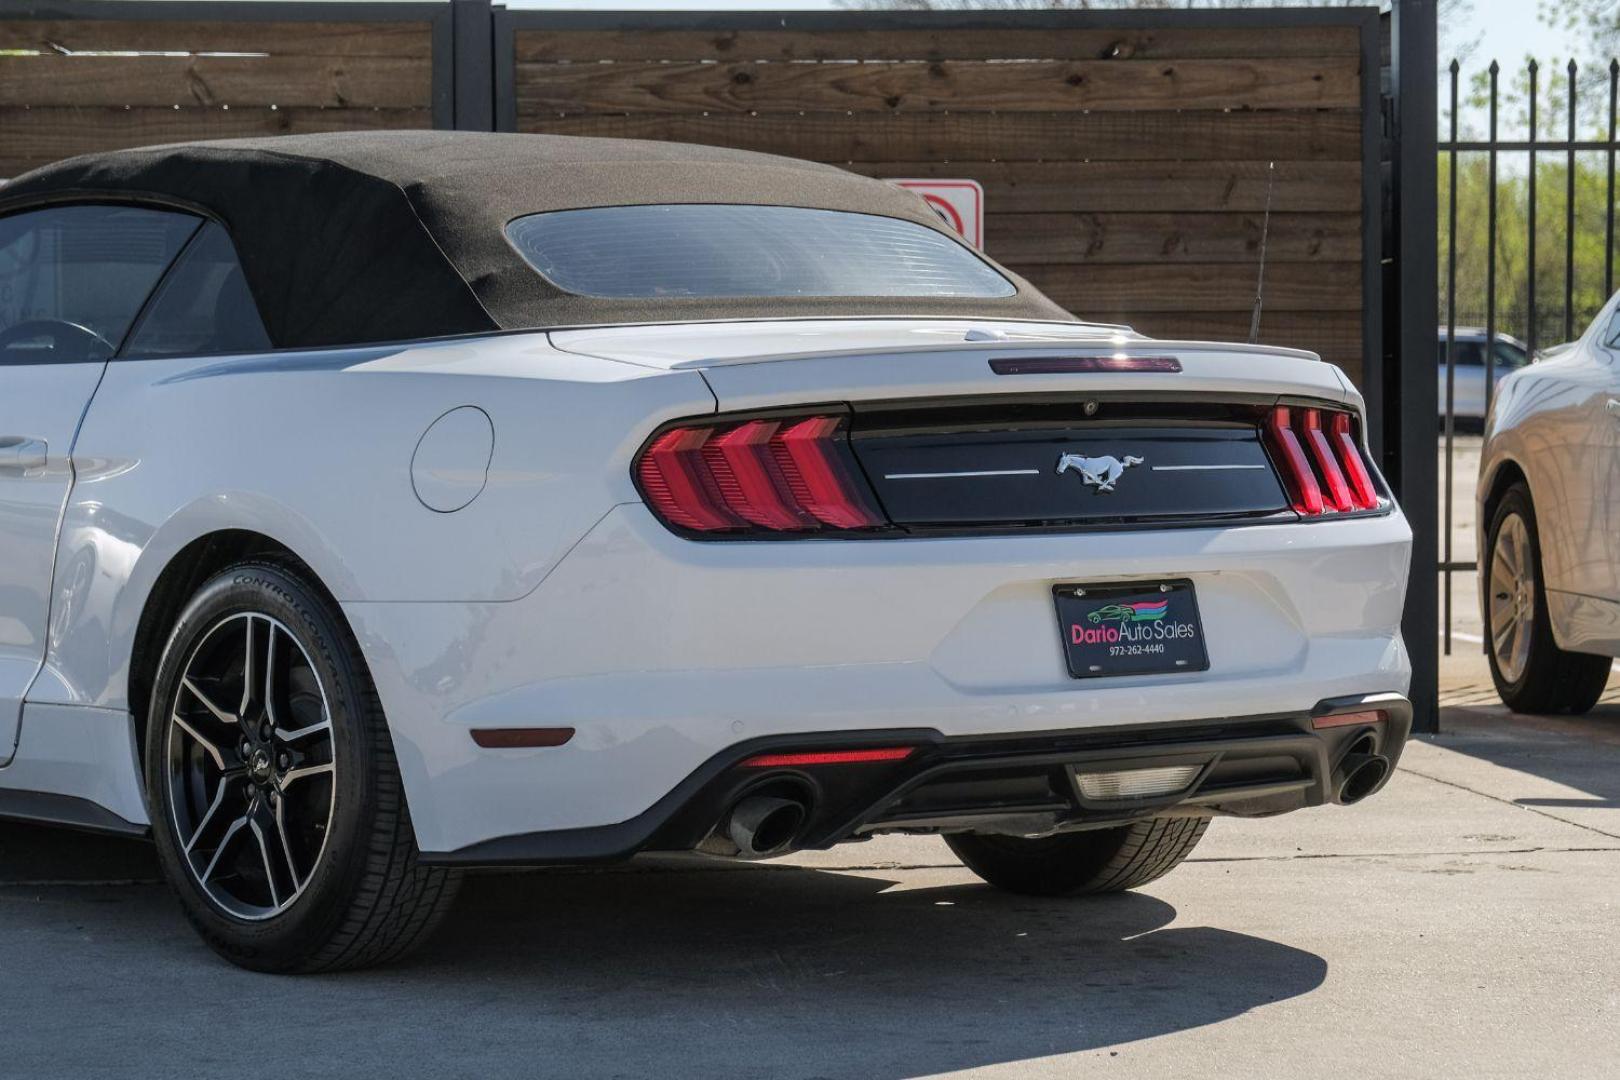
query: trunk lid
562 319 1370 533
547 318 1353 411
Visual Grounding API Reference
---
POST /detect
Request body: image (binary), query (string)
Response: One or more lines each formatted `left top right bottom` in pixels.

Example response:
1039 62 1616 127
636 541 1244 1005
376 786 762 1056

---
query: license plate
1053 580 1209 679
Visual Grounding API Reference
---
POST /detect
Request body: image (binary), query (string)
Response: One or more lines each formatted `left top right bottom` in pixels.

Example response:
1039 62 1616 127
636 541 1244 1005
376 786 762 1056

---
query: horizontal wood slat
0 106 432 177
519 111 1363 162
986 212 1360 264
0 19 433 57
514 56 1359 114
846 161 1361 213
0 54 430 109
513 25 1361 63
1016 261 1362 313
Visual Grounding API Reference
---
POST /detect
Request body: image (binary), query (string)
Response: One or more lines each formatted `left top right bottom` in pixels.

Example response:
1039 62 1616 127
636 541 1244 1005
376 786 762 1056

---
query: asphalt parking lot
3 678 1617 1080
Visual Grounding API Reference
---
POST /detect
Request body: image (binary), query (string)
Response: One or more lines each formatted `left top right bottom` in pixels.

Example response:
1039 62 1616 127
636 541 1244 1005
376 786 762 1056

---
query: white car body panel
1 316 1411 855
348 506 1409 853
1480 304 1620 655
0 360 106 765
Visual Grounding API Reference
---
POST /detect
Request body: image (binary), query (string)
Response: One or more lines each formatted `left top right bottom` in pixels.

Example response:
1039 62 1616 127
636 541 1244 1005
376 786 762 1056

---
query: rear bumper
346 504 1411 855
424 692 1411 867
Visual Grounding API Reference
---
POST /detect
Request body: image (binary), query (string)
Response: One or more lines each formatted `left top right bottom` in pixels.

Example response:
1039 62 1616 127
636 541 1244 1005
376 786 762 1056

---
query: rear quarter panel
34 334 713 711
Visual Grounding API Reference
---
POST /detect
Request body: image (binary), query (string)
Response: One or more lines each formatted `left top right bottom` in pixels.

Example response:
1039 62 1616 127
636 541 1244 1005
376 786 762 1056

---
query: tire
945 817 1209 897
1484 483 1611 714
144 559 460 972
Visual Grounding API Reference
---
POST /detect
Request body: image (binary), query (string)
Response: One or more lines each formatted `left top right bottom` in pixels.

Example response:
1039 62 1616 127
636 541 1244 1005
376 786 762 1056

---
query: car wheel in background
945 817 1209 896
145 559 460 972
1485 484 1611 714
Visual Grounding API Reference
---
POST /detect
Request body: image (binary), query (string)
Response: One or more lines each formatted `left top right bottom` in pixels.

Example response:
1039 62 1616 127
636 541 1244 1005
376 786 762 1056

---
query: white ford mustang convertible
0 132 1412 971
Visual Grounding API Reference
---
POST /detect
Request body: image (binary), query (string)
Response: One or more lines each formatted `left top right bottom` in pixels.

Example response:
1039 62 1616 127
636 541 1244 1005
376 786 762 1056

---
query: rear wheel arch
128 530 345 776
1481 458 1528 536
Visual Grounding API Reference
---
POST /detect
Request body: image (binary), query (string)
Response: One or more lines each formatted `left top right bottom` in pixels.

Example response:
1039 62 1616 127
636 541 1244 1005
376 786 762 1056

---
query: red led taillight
1264 405 1383 518
636 412 887 536
1330 412 1381 510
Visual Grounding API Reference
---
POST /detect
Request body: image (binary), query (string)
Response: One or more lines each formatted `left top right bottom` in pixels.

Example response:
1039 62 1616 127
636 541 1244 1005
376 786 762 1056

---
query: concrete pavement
2 696 1617 1079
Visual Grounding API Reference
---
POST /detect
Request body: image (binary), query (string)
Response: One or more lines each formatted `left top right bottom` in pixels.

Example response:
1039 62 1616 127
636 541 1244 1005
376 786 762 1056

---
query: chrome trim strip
883 469 1042 480
1149 464 1268 472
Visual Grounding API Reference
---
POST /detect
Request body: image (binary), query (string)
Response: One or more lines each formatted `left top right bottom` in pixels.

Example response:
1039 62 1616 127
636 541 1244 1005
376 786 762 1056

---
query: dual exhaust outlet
1334 739 1391 805
712 735 1389 856
718 794 810 858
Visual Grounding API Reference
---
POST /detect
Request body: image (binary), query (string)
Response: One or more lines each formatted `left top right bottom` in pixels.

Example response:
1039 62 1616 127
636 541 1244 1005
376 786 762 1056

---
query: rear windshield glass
505 205 1015 300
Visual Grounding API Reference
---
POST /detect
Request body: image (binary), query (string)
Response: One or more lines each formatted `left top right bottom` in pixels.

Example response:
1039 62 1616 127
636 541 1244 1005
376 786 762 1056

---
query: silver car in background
1439 328 1530 423
1477 305 1620 712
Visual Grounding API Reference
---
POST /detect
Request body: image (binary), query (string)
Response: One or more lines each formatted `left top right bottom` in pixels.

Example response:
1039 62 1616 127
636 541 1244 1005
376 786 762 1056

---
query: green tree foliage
1440 147 1620 348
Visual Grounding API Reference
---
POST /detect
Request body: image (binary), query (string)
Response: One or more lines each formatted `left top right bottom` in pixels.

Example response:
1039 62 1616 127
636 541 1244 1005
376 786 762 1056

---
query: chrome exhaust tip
725 795 808 858
1335 751 1391 805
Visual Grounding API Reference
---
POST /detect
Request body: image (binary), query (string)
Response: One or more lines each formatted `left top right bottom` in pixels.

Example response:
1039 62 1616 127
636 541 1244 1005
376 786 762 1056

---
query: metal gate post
1388 0 1440 732
452 0 494 131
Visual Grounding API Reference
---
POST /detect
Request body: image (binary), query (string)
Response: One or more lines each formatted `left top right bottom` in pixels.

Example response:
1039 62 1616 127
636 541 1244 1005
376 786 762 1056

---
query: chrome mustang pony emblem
1055 453 1144 493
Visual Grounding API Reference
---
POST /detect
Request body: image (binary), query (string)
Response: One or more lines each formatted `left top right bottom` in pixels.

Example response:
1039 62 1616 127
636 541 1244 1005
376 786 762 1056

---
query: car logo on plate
1055 453 1144 493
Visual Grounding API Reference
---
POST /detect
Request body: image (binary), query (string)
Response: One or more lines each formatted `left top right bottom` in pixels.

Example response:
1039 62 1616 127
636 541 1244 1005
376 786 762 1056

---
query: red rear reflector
1312 709 1385 730
989 356 1183 375
1330 413 1381 510
1265 406 1324 516
471 727 576 748
741 747 916 768
1300 409 1355 513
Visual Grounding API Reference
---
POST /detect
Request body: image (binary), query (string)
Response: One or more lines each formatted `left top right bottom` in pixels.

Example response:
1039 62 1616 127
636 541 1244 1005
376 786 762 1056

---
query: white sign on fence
888 179 985 249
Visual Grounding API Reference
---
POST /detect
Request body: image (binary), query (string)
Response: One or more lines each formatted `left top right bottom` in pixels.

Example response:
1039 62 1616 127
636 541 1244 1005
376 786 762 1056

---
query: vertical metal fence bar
1567 59 1579 341
1529 60 1540 357
1444 61 1459 657
1394 0 1440 733
1609 60 1618 301
1485 62 1499 425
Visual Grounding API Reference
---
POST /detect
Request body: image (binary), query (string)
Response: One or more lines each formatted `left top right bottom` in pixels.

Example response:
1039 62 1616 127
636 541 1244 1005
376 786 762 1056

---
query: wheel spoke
172 713 229 771
248 816 281 910
263 623 279 730
181 677 237 726
1490 597 1516 636
184 776 242 855
1493 612 1516 653
275 718 331 743
278 761 334 790
198 814 249 884
271 792 304 892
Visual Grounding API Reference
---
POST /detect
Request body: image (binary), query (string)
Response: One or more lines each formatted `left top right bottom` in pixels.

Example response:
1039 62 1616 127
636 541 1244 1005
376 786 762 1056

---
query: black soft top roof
1 131 1073 349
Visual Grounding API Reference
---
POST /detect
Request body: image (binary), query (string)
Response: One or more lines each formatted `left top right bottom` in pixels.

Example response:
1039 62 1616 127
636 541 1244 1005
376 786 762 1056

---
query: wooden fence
0 2 451 178
1 4 1379 384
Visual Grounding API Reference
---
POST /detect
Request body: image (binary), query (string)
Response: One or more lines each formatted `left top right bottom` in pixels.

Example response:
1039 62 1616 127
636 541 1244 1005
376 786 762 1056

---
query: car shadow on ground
1435 703 1620 812
0 826 1327 1078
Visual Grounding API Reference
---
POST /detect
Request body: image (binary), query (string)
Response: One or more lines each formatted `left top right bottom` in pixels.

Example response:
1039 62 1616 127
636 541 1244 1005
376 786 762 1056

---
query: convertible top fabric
0 131 1074 348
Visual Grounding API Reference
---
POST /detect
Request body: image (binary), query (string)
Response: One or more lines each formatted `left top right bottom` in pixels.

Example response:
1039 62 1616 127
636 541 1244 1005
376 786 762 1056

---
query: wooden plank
846 161 1361 213
0 19 433 58
513 56 1360 114
1015 261 1362 313
513 25 1362 63
0 106 432 177
986 212 1362 264
0 54 430 109
519 111 1364 162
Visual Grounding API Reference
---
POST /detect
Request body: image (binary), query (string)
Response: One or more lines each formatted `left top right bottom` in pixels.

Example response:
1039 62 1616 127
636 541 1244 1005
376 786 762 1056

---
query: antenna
1248 161 1276 344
